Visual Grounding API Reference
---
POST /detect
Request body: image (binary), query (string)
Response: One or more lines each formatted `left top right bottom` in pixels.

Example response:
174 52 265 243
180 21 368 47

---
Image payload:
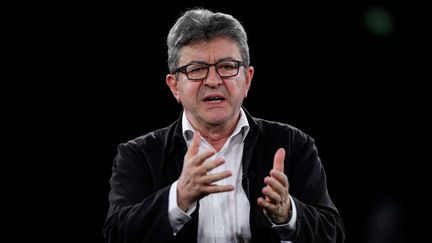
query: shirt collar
182 108 250 143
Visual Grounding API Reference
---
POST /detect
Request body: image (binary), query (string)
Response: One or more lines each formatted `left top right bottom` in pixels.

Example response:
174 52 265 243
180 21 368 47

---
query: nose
203 65 223 87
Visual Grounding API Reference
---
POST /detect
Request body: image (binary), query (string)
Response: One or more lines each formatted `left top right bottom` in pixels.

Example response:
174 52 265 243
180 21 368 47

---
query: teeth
205 97 224 101
206 99 222 103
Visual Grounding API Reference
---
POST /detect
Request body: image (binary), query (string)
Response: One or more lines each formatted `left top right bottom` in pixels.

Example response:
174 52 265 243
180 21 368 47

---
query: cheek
178 84 198 102
228 81 247 98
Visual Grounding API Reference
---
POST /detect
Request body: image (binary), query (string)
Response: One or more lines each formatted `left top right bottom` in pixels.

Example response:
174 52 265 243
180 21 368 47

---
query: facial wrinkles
178 38 242 69
178 37 244 106
198 85 229 102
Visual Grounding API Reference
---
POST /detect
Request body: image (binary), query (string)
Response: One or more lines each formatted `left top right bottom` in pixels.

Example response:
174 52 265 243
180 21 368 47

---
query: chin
205 116 227 126
199 106 236 126
209 112 239 126
203 112 229 125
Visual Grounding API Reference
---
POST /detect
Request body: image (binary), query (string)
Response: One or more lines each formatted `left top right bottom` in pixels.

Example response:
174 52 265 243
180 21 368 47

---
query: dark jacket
104 110 345 243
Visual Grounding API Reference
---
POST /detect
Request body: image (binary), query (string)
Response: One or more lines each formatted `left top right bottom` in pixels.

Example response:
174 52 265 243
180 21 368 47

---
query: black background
12 1 413 243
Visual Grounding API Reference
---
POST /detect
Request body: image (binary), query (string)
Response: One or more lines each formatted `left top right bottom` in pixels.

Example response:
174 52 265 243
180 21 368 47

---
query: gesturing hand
177 132 234 211
257 148 291 224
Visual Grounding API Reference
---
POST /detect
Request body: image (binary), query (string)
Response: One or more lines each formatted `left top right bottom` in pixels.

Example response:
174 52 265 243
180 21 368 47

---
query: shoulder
117 122 176 157
112 122 177 172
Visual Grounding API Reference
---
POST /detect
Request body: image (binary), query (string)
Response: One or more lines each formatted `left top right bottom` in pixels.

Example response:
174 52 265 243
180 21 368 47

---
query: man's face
166 36 254 128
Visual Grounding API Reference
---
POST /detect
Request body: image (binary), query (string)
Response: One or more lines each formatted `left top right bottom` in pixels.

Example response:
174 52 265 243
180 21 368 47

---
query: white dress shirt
168 109 297 242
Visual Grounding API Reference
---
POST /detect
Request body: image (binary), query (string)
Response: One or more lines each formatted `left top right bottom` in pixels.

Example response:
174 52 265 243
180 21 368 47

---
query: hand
177 132 234 211
257 148 291 224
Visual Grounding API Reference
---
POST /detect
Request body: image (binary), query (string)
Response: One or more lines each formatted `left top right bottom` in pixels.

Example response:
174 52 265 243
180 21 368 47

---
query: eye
218 62 237 70
187 65 207 74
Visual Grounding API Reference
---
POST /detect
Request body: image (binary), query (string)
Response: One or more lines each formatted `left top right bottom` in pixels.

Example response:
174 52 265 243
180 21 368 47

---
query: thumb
273 148 285 172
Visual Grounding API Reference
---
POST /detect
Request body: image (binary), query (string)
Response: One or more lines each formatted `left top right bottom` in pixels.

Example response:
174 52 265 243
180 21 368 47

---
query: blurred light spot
364 8 394 37
365 198 403 243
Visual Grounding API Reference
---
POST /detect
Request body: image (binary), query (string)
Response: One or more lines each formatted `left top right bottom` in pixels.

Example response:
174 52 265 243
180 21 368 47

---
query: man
104 8 345 243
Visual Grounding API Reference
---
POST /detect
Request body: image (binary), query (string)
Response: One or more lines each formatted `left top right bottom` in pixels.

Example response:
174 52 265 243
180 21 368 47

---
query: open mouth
203 95 226 103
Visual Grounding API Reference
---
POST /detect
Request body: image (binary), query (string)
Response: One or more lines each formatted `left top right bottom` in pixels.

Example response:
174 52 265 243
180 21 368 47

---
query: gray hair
167 8 250 74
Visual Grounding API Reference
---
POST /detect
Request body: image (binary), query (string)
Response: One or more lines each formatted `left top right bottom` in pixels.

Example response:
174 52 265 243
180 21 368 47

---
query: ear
166 74 181 103
244 66 254 97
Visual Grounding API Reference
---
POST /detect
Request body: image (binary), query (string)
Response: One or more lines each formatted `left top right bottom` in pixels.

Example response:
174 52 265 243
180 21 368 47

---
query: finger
262 186 282 203
187 131 202 157
193 149 216 166
264 176 287 197
203 184 234 193
257 197 277 212
273 148 285 172
269 170 289 188
200 170 232 184
199 157 224 174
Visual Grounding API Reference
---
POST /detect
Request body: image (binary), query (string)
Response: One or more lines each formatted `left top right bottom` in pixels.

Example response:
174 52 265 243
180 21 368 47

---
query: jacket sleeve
289 132 345 243
103 142 175 243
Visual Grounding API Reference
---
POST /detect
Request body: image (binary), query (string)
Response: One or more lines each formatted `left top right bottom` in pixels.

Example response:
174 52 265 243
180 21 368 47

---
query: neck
186 112 240 152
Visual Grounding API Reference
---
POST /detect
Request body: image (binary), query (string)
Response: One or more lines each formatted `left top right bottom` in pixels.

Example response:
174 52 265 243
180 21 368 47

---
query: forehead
178 36 242 65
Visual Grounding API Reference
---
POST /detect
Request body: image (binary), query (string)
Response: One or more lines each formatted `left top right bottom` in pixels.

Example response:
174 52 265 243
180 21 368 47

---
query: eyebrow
185 57 238 66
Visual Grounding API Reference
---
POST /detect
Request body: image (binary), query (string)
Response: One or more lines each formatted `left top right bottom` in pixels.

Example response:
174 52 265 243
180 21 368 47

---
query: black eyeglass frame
173 60 245 80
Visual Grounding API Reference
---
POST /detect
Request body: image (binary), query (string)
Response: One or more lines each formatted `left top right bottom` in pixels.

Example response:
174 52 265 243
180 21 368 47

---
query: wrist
176 187 191 211
272 205 292 224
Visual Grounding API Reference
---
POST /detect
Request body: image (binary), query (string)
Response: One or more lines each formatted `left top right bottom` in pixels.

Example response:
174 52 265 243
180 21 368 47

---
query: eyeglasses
173 60 245 81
